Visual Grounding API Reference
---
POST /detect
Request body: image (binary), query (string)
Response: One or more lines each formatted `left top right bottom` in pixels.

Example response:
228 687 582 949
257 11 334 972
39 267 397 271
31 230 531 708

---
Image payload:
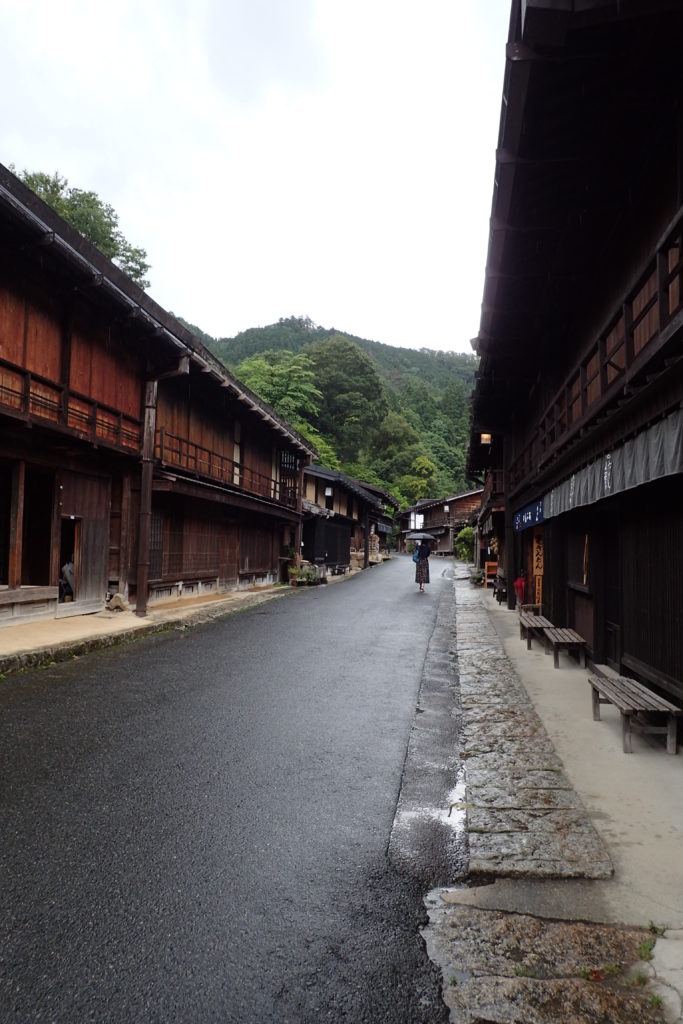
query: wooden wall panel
157 386 234 463
25 297 61 380
71 321 142 417
0 281 25 363
243 437 273 477
239 524 276 573
69 328 91 395
219 523 239 583
157 388 189 437
182 514 219 575
114 351 142 418
621 479 683 687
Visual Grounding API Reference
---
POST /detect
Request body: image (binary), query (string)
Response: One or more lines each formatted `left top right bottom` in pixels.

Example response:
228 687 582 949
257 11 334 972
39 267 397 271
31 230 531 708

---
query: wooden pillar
135 381 158 617
293 455 309 566
8 461 25 589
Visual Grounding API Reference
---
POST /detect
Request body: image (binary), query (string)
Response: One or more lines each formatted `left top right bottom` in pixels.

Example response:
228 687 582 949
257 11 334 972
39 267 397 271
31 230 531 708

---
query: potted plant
288 566 300 586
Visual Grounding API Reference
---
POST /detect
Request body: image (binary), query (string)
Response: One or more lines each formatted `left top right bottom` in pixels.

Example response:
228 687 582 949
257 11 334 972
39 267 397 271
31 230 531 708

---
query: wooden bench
588 674 681 754
519 612 553 650
543 627 587 668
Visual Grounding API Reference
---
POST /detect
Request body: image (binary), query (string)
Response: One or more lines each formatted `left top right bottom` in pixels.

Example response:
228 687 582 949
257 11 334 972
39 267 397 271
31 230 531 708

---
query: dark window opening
21 469 53 586
568 528 590 590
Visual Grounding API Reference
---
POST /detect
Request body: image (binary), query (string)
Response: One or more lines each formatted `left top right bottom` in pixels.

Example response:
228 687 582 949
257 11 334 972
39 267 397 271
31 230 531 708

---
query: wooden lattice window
632 268 658 356
605 316 625 385
585 348 600 407
568 373 581 425
666 239 681 318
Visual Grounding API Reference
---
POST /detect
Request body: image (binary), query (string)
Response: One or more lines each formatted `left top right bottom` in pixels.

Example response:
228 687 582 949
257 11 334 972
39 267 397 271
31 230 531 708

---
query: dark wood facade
301 466 388 569
400 490 483 554
467 1 683 703
0 164 315 625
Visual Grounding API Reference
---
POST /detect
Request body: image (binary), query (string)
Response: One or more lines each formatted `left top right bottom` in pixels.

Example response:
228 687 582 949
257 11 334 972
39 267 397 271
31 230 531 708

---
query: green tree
305 336 388 462
235 350 340 469
397 454 438 504
373 411 420 455
236 350 323 423
16 170 150 288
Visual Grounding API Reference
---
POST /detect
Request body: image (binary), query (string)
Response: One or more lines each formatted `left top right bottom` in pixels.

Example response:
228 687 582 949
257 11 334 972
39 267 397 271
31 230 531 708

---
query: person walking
415 540 430 593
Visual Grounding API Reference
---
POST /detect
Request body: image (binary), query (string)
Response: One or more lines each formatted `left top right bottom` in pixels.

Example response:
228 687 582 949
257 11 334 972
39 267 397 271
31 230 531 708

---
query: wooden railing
0 357 141 450
156 428 297 508
509 208 683 490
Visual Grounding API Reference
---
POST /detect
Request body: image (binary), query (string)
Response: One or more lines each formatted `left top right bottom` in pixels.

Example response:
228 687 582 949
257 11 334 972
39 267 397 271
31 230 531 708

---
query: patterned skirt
415 558 430 585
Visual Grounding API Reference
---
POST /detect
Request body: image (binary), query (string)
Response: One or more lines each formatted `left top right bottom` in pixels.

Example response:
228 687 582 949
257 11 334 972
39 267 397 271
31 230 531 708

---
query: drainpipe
135 379 158 617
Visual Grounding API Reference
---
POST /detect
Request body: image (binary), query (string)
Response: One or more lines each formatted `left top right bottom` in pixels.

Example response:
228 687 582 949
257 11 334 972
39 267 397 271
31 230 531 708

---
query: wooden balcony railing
509 207 683 490
0 357 141 450
156 428 297 508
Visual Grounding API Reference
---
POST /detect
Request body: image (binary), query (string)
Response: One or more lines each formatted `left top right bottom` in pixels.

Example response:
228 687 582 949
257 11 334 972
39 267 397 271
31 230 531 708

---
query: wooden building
399 490 482 555
354 480 399 554
301 466 386 570
0 164 315 625
474 465 505 570
467 1 683 702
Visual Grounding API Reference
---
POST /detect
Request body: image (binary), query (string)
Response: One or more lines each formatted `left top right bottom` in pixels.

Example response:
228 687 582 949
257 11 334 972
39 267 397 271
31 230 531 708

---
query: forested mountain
180 315 479 508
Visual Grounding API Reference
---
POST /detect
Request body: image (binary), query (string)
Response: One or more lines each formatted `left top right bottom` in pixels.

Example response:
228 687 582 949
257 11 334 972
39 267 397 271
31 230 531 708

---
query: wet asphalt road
0 557 455 1023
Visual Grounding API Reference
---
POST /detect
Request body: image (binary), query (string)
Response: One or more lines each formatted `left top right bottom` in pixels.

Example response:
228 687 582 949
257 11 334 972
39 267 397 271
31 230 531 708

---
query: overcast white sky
1 0 510 353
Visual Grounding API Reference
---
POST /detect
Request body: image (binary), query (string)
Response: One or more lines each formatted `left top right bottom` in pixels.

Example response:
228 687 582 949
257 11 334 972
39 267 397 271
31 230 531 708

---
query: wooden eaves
467 0 683 475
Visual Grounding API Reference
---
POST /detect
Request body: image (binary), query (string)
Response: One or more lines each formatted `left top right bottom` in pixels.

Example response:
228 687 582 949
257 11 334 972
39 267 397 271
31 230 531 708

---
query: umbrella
406 531 435 540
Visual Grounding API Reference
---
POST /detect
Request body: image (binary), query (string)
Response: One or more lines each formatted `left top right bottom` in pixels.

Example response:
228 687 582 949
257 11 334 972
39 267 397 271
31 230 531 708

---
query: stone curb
0 588 286 679
453 577 613 880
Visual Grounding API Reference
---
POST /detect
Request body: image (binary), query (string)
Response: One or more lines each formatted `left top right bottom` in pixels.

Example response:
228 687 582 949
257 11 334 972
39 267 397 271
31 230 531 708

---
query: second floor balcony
0 357 141 450
156 428 298 509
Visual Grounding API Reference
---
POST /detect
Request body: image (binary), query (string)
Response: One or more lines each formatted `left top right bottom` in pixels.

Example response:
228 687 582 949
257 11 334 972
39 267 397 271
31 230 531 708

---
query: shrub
454 526 475 561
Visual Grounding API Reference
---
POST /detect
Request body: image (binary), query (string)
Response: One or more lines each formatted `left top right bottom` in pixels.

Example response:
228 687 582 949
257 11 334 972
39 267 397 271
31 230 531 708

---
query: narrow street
0 558 459 1023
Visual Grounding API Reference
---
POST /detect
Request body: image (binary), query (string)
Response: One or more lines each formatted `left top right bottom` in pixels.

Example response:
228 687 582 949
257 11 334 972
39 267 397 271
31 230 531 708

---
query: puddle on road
394 769 468 835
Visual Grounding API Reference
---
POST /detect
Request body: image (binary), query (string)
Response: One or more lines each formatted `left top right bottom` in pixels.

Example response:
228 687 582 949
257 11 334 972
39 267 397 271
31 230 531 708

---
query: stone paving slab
424 902 671 1024
454 578 613 881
